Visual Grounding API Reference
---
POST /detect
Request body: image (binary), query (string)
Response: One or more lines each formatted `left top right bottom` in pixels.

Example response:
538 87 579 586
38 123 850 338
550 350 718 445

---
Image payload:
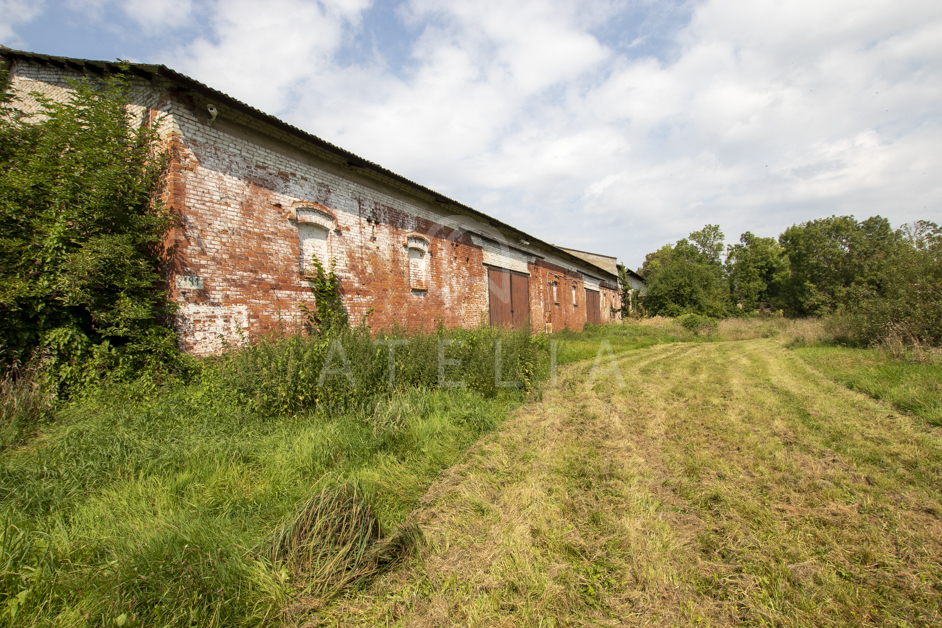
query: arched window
406 235 430 291
296 206 335 276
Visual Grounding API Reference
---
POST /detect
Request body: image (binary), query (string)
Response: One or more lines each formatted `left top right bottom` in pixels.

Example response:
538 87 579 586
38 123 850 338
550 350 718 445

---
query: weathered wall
164 91 496 353
8 56 625 355
529 260 583 332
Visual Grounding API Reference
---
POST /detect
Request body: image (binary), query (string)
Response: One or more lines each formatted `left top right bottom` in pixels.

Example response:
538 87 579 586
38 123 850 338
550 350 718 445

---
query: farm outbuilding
2 48 629 354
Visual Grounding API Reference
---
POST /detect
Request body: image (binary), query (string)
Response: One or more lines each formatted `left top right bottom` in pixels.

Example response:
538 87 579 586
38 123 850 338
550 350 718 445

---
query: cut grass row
317 338 942 627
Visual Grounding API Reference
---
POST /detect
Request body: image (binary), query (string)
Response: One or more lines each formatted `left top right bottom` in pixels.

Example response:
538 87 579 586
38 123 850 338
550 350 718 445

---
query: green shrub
640 259 728 318
0 70 177 395
677 313 718 336
204 324 542 419
299 257 349 335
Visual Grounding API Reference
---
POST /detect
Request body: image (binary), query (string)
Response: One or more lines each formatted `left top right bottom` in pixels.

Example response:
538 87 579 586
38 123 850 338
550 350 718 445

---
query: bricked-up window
296 206 335 277
299 224 329 276
572 284 578 306
549 281 558 304
407 236 430 291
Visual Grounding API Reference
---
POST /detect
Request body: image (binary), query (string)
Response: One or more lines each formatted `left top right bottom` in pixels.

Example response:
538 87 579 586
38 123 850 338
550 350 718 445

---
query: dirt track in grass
304 339 942 627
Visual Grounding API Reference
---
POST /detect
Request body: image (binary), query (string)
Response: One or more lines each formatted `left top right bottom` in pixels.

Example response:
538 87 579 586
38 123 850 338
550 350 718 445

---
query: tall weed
203 325 542 418
0 361 54 451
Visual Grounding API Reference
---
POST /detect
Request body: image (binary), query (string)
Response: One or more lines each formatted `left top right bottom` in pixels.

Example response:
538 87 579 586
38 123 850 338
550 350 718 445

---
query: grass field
0 327 539 627
794 346 942 427
313 335 942 627
2 321 940 626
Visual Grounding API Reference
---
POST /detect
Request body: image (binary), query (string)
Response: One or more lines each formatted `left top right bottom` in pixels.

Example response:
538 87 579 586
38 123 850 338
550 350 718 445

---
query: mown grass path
309 339 942 627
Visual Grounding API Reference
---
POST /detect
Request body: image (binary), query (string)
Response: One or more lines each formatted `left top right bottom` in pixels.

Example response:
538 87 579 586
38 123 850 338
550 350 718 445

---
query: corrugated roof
1 46 621 282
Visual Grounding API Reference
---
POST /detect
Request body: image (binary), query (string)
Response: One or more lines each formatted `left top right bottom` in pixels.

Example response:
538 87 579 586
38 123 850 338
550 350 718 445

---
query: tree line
632 217 942 346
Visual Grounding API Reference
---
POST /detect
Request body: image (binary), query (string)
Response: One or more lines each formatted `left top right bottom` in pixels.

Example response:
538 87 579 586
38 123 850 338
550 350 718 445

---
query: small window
407 235 430 291
572 284 577 306
549 280 558 304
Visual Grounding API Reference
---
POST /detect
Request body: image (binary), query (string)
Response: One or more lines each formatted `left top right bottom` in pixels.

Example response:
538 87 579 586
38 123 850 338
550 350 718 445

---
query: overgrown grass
0 361 54 452
552 320 683 365
0 326 541 627
794 346 942 426
203 324 542 418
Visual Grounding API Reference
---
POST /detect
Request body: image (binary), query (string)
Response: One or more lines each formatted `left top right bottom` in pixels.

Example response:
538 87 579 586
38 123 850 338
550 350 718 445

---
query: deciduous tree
726 232 789 311
778 215 898 316
640 225 728 317
0 70 175 386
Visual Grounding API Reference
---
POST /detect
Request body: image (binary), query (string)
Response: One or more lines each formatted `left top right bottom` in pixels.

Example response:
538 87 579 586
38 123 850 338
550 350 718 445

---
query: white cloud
407 0 610 92
168 0 371 114
64 0 192 29
0 0 45 45
120 0 194 31
544 0 942 264
156 0 942 269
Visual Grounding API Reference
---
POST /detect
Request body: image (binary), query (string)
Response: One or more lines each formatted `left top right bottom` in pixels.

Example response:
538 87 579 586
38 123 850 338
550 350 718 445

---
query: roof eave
1 47 619 282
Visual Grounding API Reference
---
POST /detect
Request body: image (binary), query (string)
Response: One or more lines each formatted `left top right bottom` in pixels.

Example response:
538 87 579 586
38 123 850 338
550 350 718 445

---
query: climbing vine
300 256 349 335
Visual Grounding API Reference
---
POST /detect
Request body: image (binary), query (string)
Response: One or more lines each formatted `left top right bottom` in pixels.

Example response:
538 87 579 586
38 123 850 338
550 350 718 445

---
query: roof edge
0 47 619 282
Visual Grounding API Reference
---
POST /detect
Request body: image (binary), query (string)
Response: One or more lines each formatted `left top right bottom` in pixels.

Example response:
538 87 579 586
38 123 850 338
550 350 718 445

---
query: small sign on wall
176 275 204 290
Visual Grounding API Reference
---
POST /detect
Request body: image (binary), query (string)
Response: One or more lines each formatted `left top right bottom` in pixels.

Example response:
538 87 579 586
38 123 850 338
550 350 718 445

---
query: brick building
2 49 629 355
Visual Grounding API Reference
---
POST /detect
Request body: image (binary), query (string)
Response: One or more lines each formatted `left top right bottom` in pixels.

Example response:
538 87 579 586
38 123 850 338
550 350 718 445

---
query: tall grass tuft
0 514 55 621
0 360 54 450
268 482 420 600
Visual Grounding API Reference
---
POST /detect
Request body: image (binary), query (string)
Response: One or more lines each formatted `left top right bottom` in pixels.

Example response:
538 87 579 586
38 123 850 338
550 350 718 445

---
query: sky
3 0 941 271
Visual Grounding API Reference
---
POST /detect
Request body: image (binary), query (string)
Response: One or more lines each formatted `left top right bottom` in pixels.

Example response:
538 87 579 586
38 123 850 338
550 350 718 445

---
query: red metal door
488 268 513 327
511 273 530 328
488 268 530 328
585 289 601 324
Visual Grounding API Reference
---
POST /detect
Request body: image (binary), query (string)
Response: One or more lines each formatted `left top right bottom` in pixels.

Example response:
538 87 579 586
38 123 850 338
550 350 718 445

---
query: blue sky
4 0 941 270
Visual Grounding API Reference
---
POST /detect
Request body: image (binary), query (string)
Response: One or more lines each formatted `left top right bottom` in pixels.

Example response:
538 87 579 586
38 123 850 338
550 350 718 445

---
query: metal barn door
488 268 530 328
585 289 601 325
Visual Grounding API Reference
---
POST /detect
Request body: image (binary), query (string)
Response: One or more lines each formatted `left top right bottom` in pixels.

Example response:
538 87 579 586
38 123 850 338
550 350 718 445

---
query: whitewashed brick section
296 208 335 229
481 245 530 274
176 304 249 353
467 236 531 274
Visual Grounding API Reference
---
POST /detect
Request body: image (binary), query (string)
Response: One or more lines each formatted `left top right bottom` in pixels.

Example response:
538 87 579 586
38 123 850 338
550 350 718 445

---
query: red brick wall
9 59 623 355
528 260 589 332
156 89 510 353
